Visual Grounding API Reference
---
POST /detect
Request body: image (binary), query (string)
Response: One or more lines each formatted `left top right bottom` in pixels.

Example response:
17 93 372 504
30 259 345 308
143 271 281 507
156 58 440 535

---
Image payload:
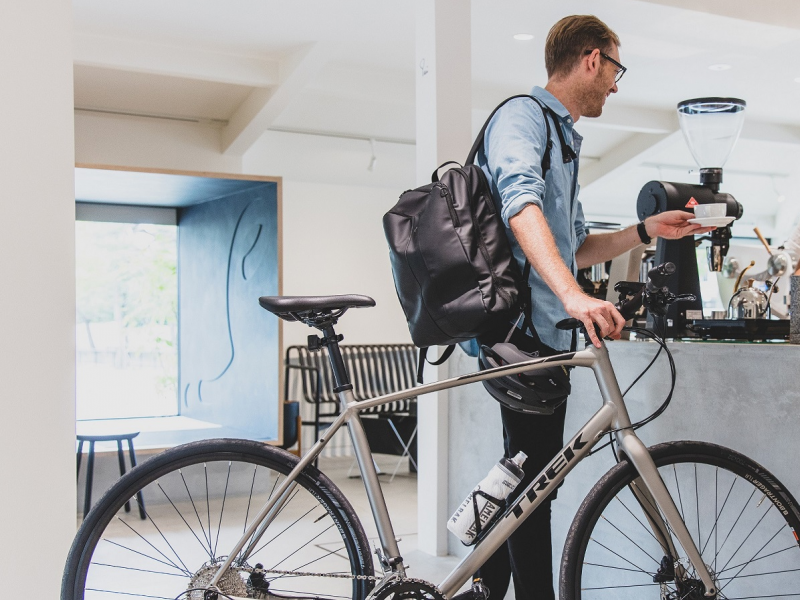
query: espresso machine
636 97 746 338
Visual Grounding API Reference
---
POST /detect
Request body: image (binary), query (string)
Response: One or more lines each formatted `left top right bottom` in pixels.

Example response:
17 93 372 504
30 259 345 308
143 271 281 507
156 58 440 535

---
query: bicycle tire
560 441 800 599
62 438 375 600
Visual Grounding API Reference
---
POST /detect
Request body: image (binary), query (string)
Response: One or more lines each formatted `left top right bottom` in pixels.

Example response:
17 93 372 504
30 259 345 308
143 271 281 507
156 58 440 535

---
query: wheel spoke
204 463 212 556
267 544 349 583
614 493 663 547
114 516 190 575
92 562 187 577
695 463 701 545
156 480 211 558
213 461 232 557
101 538 190 576
714 487 758 567
599 514 661 566
718 544 798 575
588 536 654 577
673 464 686 524
718 502 775 576
85 589 176 599
246 488 306 557
268 522 337 571
178 469 214 558
701 469 736 558
133 503 193 575
719 522 790 592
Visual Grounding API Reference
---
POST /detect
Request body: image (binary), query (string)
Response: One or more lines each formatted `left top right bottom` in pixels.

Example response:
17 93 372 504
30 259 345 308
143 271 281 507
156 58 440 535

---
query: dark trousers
476 328 569 600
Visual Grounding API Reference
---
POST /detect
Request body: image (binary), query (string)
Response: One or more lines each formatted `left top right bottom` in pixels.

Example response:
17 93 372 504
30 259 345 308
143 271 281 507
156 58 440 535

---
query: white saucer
688 216 735 227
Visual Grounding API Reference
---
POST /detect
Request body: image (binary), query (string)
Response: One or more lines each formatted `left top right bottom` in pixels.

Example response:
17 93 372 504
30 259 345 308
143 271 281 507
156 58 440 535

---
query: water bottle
447 451 527 545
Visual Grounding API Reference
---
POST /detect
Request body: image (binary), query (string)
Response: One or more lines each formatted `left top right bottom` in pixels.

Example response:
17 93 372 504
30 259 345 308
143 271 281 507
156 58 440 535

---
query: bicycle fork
617 431 718 597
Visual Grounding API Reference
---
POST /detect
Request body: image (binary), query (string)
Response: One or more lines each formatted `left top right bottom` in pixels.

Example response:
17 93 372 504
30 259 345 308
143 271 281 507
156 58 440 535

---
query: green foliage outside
76 221 178 419
76 221 177 332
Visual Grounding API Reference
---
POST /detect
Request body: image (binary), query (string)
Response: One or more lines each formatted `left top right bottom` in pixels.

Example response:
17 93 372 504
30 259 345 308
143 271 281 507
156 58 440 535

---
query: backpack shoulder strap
466 94 576 168
465 94 536 165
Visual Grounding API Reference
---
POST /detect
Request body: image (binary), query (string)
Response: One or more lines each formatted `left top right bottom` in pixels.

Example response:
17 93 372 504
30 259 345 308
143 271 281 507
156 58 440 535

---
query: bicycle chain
257 566 381 581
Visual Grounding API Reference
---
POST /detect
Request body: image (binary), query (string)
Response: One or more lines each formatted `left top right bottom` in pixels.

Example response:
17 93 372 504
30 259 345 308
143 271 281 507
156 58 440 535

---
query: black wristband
637 221 652 245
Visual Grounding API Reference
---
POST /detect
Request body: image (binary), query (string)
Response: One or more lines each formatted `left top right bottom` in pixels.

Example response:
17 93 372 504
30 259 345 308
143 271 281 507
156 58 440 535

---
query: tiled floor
320 456 464 589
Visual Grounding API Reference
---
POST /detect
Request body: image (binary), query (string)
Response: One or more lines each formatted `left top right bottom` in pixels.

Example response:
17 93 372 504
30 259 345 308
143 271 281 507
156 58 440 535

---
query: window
75 221 178 420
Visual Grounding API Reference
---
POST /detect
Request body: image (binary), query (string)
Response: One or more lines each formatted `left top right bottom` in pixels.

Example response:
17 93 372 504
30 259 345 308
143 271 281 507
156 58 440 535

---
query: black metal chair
76 431 146 520
285 344 418 476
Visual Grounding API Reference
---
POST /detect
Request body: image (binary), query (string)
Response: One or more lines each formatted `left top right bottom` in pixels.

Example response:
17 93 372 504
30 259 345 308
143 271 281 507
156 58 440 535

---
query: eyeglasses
585 49 627 83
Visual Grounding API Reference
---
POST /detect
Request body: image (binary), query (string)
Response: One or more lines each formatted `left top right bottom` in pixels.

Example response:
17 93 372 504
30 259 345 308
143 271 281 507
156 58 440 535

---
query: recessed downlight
708 64 732 71
513 33 534 41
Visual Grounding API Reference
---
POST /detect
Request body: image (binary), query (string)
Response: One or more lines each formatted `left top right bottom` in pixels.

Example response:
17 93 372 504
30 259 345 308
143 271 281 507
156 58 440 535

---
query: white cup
694 203 726 219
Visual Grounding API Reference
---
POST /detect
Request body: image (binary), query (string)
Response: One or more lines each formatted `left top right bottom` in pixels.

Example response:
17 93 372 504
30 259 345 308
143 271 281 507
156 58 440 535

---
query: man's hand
644 210 717 240
562 290 627 348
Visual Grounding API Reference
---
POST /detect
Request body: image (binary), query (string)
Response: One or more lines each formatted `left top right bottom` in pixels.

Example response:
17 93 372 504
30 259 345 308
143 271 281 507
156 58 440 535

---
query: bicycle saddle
258 294 375 322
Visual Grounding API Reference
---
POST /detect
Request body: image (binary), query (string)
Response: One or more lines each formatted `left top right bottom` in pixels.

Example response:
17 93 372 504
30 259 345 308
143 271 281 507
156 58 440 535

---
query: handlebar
556 262 694 334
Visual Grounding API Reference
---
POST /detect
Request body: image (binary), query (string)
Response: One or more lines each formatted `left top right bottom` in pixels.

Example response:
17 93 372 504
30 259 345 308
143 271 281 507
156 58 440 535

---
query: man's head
545 15 622 118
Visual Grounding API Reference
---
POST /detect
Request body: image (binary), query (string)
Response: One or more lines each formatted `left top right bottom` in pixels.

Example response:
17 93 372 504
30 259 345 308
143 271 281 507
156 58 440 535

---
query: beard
578 74 609 118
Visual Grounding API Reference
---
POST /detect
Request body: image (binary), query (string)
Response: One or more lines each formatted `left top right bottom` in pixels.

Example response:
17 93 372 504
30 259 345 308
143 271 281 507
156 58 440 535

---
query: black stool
76 431 146 520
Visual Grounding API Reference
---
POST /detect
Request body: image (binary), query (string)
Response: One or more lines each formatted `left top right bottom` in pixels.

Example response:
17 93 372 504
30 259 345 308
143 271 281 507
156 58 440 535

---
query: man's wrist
637 220 652 244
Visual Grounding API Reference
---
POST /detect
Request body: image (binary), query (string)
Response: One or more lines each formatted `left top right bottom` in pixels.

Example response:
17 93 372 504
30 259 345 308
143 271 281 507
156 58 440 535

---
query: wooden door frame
75 163 286 447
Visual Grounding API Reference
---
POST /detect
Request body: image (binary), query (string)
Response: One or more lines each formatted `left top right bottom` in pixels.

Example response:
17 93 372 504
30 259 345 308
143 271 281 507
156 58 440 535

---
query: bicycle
62 263 800 600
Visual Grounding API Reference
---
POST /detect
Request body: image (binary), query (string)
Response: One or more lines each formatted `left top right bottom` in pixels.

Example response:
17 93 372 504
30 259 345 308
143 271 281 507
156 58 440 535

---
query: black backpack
383 94 575 375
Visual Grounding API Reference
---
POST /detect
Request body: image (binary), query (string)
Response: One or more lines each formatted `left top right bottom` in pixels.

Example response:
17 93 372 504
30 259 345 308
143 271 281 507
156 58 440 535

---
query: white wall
244 131 415 348
271 180 411 348
0 0 76 593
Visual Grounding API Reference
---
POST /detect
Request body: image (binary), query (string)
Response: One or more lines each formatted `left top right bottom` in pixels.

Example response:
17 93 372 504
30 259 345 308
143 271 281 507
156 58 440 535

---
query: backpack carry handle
431 161 463 182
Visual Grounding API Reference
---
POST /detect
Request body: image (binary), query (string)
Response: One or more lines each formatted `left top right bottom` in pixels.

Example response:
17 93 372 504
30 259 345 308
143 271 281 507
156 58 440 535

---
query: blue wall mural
178 183 279 440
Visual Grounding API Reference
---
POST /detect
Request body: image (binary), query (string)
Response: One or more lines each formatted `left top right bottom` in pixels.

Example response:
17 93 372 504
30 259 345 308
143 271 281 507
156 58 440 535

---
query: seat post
322 325 352 392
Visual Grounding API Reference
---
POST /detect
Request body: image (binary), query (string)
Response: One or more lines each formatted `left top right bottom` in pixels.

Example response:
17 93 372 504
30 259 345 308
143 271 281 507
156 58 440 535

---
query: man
474 15 714 600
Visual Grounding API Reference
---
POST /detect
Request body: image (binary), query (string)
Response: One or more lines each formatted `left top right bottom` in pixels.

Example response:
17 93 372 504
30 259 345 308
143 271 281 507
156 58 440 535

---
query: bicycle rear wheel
560 441 800 599
62 438 375 600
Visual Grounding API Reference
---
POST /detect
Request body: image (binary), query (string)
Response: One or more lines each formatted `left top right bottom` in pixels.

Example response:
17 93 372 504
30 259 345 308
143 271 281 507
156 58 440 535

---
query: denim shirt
476 86 587 351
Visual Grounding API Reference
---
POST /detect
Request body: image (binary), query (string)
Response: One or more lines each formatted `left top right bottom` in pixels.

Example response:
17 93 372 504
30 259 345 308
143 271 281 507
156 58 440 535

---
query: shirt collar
531 86 574 125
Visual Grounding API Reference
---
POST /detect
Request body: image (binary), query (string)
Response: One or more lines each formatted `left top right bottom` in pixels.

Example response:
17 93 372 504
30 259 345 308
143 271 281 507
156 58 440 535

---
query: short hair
545 15 620 79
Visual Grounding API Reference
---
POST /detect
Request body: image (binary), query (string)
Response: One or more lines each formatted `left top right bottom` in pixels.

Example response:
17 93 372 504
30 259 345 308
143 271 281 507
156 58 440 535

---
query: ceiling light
513 33 534 41
708 64 732 71
794 77 800 83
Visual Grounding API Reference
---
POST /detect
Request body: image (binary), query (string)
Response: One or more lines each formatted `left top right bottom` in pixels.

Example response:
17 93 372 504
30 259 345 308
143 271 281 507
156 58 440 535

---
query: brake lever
674 294 697 303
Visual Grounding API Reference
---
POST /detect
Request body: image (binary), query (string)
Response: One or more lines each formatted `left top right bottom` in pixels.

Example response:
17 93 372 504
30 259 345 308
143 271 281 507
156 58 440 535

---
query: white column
0 0 76 592
415 0 472 556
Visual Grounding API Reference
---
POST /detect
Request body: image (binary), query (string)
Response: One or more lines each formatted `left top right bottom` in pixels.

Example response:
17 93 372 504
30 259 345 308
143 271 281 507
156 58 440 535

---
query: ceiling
72 0 800 239
74 167 274 207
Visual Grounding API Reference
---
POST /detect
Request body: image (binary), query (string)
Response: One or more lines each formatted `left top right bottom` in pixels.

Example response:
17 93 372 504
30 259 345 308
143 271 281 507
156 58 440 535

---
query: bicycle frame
210 339 718 599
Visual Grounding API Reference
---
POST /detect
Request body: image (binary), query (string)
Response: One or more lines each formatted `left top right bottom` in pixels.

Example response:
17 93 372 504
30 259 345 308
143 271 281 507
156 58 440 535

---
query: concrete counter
445 340 800 570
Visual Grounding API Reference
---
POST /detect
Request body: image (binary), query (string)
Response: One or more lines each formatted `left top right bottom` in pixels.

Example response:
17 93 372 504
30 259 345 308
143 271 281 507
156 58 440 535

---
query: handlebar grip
646 262 675 291
556 317 581 331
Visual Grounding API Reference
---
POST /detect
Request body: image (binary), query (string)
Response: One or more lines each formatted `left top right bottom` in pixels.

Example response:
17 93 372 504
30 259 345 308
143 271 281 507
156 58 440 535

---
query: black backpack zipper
454 169 514 307
437 184 460 227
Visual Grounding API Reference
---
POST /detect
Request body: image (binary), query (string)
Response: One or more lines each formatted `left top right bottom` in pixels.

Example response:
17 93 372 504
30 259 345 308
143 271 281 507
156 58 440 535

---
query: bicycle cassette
370 578 446 600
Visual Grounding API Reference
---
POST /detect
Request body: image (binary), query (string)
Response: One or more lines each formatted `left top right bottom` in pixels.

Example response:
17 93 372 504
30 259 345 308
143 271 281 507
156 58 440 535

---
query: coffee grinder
636 98 746 336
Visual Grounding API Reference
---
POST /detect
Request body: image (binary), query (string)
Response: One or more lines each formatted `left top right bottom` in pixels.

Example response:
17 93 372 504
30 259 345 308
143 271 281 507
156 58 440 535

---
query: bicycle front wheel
560 441 800 599
63 438 375 600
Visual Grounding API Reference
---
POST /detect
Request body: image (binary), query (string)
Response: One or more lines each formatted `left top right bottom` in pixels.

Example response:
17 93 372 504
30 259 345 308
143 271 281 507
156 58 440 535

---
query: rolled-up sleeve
483 99 548 227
